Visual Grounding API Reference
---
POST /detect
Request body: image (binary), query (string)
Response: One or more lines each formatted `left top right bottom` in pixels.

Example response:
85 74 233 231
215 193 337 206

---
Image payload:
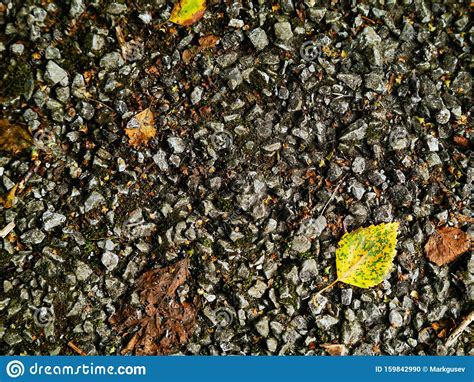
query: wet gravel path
0 0 472 355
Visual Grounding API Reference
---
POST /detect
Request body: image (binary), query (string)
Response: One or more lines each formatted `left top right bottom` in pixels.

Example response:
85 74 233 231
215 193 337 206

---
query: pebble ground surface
0 0 472 355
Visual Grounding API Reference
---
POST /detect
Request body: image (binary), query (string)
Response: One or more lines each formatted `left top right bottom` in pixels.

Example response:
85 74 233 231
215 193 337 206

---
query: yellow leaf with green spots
314 223 399 298
169 0 206 26
336 222 399 288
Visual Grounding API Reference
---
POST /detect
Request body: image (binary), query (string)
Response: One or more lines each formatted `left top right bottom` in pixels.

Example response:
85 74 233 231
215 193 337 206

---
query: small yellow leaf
124 108 157 148
0 184 19 209
312 223 399 301
336 222 399 288
0 120 33 154
169 0 206 26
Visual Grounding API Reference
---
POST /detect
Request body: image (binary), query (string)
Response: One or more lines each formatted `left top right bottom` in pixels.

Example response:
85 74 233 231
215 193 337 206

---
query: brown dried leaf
124 108 157 148
320 343 347 356
182 48 197 64
110 258 197 355
182 35 219 65
453 135 469 147
0 120 33 153
198 34 219 48
425 227 471 266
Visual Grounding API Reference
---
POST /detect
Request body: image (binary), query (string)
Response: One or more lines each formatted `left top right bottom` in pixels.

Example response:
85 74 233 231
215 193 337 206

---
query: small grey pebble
341 289 353 306
389 310 403 328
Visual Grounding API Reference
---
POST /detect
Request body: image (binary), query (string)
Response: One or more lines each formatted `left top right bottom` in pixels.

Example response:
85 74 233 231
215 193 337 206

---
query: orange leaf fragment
182 48 197 64
124 108 156 148
453 135 469 147
320 343 347 356
199 34 219 48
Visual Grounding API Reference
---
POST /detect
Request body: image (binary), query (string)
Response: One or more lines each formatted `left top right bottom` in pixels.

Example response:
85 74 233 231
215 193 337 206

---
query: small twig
88 236 117 242
445 310 474 348
0 221 15 238
319 174 348 218
86 97 115 112
361 15 377 24
315 279 339 297
115 25 126 46
311 279 340 308
67 340 87 356
153 20 169 30
17 161 40 194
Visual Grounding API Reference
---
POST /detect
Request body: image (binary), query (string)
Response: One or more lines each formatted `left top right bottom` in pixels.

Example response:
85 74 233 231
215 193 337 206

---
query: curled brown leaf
425 227 471 266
